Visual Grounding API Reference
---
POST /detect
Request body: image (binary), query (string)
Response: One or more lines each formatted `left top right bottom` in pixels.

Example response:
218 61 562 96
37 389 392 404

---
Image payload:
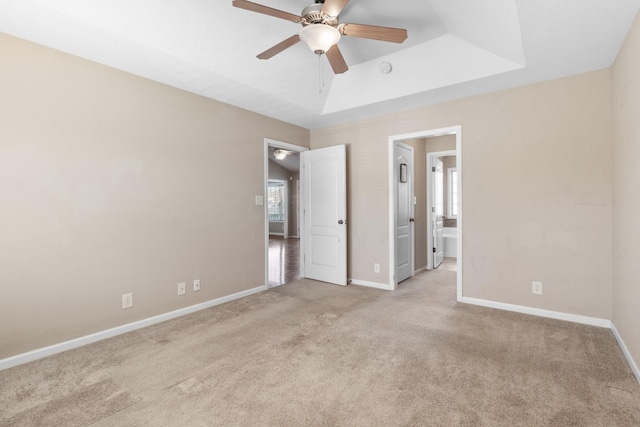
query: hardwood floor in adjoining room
268 236 299 287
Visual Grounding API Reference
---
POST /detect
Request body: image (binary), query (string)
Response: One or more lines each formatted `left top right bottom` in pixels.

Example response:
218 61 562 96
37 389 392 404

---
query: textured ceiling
1 0 639 129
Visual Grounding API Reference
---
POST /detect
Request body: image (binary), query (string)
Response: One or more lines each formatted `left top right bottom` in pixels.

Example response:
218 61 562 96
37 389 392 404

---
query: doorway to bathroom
427 150 457 270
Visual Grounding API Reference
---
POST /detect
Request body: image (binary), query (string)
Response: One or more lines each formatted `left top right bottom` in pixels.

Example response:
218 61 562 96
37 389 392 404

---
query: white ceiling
1 0 638 129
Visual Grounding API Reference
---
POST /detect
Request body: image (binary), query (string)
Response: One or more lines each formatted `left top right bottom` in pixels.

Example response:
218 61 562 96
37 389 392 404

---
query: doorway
427 150 456 271
264 139 306 287
264 139 348 288
388 126 462 301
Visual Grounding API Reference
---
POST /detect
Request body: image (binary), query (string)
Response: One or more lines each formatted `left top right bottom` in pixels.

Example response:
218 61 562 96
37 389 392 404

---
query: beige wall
268 159 291 181
612 12 640 374
312 69 612 319
0 34 310 359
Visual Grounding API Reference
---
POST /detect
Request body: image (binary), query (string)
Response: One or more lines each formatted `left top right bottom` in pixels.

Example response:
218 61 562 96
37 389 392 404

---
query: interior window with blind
448 168 458 218
267 181 285 221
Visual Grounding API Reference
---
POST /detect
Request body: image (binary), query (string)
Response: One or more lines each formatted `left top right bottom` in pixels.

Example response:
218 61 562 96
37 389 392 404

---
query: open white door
301 145 347 286
433 158 444 268
394 142 414 283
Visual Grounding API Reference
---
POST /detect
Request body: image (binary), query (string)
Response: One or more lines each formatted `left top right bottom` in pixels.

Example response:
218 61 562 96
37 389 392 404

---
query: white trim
387 141 396 288
268 232 284 236
611 322 640 384
388 125 462 301
349 279 394 291
461 297 611 328
0 285 267 372
264 138 308 287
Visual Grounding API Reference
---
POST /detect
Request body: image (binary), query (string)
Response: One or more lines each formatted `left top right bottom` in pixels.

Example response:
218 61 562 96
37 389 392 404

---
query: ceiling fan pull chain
318 54 321 93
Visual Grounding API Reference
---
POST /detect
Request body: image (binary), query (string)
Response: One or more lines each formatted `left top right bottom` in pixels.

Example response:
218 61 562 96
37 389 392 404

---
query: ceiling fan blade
232 0 300 22
326 45 349 74
340 23 408 43
257 35 301 59
321 0 350 17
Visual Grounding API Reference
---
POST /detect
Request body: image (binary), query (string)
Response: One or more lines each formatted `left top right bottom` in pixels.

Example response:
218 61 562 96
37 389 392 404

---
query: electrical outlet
122 293 133 309
532 281 543 295
374 263 380 273
193 279 201 292
178 282 186 295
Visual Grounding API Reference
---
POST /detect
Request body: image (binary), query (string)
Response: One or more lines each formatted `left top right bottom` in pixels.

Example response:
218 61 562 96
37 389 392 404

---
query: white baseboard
611 322 640 384
460 297 612 328
349 279 393 291
0 285 267 372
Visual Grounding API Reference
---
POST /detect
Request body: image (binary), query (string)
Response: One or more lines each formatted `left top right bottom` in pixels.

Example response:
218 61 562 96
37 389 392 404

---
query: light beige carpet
1 265 639 426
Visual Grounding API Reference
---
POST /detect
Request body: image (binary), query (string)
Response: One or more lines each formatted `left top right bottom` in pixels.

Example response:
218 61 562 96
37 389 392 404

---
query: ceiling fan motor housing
301 3 339 27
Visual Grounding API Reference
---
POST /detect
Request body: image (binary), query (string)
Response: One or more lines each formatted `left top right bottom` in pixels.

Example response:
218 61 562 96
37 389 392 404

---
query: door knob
409 218 415 222
338 220 344 224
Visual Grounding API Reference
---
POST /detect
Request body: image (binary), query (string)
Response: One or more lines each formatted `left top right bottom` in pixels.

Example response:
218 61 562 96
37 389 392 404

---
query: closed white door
433 158 444 268
301 145 347 286
395 142 414 283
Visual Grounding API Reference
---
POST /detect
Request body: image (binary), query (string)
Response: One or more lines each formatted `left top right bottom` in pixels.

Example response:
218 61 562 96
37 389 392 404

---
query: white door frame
427 150 455 270
388 126 463 301
264 138 308 287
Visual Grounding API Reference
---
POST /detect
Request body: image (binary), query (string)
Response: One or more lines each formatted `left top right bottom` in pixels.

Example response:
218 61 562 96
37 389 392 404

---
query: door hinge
432 166 436 172
432 207 435 213
433 247 436 253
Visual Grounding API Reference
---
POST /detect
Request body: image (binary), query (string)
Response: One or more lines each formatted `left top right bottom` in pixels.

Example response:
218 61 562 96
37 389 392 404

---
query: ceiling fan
272 148 296 160
232 0 408 74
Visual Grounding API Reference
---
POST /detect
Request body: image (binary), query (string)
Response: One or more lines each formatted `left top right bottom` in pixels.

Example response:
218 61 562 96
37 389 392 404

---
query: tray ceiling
1 0 638 128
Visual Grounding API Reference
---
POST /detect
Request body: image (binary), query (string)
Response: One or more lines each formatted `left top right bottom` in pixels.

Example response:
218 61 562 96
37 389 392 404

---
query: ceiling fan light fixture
299 24 341 55
273 149 287 160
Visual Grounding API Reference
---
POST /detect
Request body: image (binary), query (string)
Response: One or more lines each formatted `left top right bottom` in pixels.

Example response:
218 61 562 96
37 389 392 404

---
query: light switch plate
255 195 264 205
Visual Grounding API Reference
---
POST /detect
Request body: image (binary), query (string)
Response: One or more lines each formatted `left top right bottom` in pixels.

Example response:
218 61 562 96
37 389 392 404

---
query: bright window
448 168 458 218
267 181 285 221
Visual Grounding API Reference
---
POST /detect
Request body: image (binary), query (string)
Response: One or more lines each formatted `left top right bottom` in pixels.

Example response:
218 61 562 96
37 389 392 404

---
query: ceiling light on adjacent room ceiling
299 24 341 55
273 149 287 160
